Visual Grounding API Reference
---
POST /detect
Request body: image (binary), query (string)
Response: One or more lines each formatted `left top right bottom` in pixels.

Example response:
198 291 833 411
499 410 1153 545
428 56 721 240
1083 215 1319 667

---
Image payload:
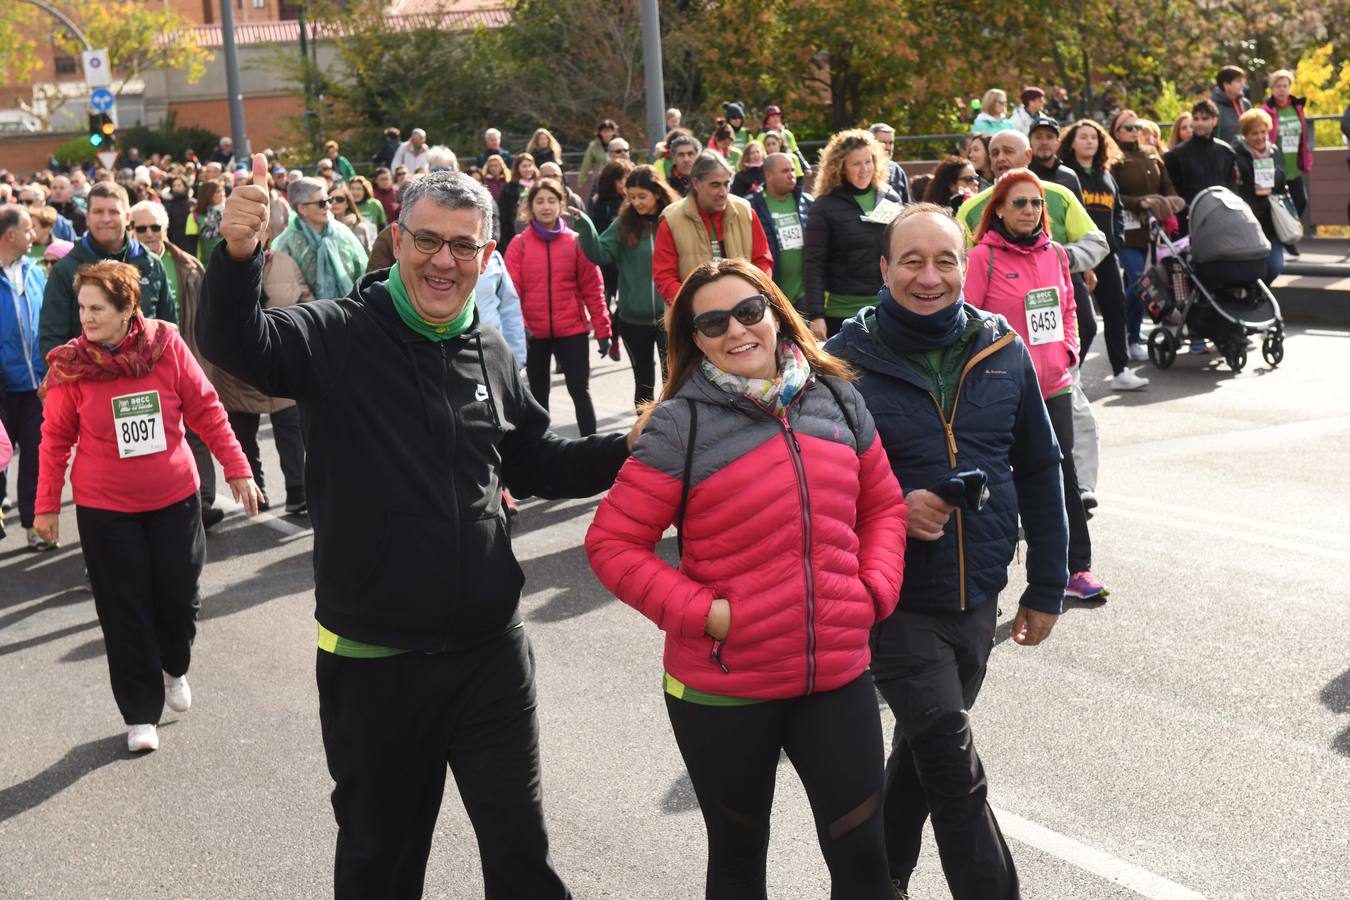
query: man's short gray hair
397 170 495 240
287 176 327 207
484 128 501 140
129 199 169 227
691 151 734 182
869 123 896 137
0 205 26 240
411 128 427 139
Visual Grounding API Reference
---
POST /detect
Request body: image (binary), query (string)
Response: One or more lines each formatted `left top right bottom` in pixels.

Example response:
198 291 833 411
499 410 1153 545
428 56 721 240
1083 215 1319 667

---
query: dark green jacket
573 211 664 328
39 233 175 356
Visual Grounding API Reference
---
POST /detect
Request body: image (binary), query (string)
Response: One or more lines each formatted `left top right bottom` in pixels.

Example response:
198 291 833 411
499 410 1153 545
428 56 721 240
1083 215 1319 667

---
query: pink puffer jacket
503 225 611 341
963 228 1079 399
585 370 907 700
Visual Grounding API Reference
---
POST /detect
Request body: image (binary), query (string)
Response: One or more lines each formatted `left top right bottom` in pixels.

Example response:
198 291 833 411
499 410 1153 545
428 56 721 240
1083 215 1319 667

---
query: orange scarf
41 315 174 398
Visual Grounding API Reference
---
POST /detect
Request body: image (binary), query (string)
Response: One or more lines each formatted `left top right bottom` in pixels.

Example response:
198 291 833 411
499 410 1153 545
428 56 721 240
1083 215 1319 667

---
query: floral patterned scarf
41 315 174 398
701 339 810 418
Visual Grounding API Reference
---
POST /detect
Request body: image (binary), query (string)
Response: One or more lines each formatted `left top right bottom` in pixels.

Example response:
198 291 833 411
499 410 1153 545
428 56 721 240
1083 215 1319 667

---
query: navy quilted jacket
826 305 1068 619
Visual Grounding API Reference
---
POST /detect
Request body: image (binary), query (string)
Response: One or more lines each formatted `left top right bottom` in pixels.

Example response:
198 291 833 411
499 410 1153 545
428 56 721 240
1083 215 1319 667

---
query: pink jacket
504 224 611 341
38 329 252 515
964 229 1079 399
585 373 907 700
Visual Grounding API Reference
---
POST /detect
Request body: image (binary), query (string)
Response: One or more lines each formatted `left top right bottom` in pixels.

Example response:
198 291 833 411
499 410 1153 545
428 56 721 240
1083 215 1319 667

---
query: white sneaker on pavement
163 672 192 713
127 724 159 752
1128 343 1148 361
1109 369 1150 391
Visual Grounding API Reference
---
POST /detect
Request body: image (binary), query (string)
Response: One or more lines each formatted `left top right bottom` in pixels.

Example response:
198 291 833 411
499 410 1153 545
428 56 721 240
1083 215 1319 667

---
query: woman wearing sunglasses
923 155 982 214
1109 109 1185 356
586 258 906 899
963 169 1106 601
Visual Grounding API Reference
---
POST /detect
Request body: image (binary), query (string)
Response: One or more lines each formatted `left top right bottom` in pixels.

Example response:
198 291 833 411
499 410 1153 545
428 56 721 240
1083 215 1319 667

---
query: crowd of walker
1 61 1344 900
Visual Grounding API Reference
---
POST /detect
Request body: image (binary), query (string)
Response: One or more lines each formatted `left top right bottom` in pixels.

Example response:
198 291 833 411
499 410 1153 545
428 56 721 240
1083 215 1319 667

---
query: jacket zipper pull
709 639 730 674
782 416 802 453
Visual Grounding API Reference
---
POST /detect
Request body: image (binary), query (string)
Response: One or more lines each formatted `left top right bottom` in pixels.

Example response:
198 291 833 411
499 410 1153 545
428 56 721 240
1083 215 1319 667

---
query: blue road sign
90 88 115 113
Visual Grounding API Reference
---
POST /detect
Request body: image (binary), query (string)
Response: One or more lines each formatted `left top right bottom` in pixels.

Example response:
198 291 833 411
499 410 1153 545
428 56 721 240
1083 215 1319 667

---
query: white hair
129 199 169 227
426 145 458 170
485 128 501 140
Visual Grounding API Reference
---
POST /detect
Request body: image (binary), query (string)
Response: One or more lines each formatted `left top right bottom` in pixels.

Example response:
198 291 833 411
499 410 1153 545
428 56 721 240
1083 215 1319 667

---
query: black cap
1028 114 1061 136
723 101 745 121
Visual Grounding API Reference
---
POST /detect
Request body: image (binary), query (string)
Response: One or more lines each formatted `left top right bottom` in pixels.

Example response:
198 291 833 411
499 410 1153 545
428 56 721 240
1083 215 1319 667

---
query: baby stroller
1133 186 1284 373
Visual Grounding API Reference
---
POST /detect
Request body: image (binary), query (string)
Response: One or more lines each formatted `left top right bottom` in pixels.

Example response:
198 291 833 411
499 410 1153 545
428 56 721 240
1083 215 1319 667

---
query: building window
51 36 77 76
253 0 266 7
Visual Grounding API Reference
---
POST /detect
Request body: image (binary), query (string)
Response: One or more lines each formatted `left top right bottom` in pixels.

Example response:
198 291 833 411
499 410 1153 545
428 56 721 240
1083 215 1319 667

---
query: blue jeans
1264 240 1285 285
1118 247 1148 344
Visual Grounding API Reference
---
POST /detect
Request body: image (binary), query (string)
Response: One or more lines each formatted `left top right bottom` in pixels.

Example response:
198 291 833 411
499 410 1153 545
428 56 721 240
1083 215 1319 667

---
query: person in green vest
346 175 388 231
722 101 752 148
754 105 810 177
320 140 358 182
579 118 621 194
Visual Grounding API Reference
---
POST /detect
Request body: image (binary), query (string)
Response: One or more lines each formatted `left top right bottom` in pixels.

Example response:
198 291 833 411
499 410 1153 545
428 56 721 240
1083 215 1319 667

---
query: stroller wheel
1262 335 1284 367
1147 329 1176 369
1225 344 1248 373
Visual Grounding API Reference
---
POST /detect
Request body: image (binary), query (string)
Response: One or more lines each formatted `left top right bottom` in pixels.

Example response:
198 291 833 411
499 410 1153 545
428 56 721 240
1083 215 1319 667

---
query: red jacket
37 329 251 515
585 371 906 700
652 208 775 303
503 225 611 341
964 228 1079 399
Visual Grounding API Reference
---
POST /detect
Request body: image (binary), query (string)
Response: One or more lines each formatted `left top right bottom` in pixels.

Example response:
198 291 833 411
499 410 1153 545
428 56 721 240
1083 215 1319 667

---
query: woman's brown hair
658 258 854 404
194 180 222 216
1057 118 1122 170
75 261 142 315
523 179 567 224
617 165 677 247
812 129 889 197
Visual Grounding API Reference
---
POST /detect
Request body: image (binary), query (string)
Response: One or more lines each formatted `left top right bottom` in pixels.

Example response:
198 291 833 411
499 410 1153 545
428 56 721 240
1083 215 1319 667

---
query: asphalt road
3 319 1349 900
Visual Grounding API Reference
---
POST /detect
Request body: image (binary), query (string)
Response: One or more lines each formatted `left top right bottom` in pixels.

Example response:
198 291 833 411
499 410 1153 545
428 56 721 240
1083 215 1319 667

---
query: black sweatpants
316 625 570 900
873 600 1019 899
1046 392 1092 573
525 334 596 435
1071 273 1097 362
0 390 43 528
227 406 306 498
77 494 205 725
1092 254 1130 375
619 322 668 408
664 673 892 900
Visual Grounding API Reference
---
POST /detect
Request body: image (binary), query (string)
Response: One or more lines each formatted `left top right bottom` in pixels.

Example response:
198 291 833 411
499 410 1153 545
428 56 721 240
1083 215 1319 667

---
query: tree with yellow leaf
1291 43 1350 147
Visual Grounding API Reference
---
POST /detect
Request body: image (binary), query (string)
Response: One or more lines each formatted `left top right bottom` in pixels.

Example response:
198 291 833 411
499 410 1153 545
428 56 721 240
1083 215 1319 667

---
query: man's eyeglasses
1009 197 1045 210
17 198 38 206
299 198 330 208
133 224 163 234
407 230 490 260
609 147 630 156
692 294 769 338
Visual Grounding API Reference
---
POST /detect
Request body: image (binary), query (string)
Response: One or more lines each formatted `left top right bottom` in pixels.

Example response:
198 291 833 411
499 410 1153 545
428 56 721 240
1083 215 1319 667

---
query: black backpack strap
817 376 861 452
675 398 698 559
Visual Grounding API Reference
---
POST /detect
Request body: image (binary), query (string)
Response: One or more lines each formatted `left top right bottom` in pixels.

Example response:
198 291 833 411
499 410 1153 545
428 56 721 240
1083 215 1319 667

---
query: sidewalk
1273 237 1350 325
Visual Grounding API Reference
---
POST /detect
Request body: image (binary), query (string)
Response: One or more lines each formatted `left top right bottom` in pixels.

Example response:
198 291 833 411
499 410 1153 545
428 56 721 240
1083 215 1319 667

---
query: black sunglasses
1010 197 1045 210
299 198 330 208
692 294 769 338
133 224 163 233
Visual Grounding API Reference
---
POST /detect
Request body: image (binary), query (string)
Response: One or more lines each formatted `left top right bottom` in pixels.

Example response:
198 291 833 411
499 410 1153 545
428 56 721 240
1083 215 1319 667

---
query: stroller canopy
1189 186 1270 264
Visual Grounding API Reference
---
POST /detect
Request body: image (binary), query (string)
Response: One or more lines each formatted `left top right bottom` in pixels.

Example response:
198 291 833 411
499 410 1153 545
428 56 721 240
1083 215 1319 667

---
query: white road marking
994 806 1208 900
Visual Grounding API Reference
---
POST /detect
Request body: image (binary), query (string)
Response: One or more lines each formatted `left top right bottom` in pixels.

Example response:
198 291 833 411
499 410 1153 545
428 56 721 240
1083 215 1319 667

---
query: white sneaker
164 672 192 713
127 724 159 752
1128 343 1148 361
1109 369 1150 391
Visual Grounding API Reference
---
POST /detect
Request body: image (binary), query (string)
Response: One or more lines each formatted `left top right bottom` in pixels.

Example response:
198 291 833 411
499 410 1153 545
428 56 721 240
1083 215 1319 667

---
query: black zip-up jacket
1164 135 1238 233
802 183 902 319
1029 158 1084 203
198 245 629 650
1233 140 1287 244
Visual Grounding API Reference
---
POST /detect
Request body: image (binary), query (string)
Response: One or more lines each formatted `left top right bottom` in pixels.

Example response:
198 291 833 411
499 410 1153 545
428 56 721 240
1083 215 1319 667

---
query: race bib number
1122 209 1142 231
1280 123 1301 155
1252 157 1275 193
1024 287 1064 346
774 212 803 250
111 390 167 459
860 198 903 225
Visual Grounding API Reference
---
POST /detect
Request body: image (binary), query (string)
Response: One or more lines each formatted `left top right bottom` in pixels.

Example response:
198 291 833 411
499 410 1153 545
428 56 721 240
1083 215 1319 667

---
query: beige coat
662 193 754 282
207 250 314 415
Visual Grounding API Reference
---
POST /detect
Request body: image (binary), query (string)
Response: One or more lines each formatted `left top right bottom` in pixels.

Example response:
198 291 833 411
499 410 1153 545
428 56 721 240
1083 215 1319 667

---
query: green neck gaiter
386 262 475 341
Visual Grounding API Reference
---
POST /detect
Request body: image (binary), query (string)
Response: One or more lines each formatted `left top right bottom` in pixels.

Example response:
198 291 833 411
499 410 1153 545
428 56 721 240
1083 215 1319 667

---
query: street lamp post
217 0 250 158
639 0 665 158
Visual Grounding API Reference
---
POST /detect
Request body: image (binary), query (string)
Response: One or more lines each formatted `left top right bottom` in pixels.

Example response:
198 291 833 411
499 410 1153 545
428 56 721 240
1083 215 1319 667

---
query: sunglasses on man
133 224 163 234
691 294 769 338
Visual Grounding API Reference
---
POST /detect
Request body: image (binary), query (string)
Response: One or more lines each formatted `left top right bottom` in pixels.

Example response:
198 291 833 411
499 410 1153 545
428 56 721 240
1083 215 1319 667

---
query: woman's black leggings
526 334 596 435
1046 392 1092 573
664 673 893 900
619 322 668 408
1093 254 1130 375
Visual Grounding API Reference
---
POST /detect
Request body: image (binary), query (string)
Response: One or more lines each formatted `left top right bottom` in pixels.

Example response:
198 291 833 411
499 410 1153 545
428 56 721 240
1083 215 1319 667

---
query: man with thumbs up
198 155 630 899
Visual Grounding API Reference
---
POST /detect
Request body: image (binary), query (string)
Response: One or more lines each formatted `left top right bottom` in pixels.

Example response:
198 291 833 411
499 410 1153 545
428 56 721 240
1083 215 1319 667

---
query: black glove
929 468 989 512
597 337 611 358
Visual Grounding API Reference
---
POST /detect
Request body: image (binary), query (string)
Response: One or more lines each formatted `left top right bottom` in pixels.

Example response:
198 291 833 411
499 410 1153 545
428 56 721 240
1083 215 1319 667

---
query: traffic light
88 112 116 148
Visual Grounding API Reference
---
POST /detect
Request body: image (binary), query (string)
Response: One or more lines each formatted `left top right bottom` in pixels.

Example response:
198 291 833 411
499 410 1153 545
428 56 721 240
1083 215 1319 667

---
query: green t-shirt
159 249 179 317
26 244 45 260
853 188 878 215
764 193 805 304
1276 105 1302 181
356 198 387 230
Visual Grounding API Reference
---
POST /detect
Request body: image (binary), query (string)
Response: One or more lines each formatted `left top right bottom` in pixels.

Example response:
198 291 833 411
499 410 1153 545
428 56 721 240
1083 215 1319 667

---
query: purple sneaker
1066 571 1109 600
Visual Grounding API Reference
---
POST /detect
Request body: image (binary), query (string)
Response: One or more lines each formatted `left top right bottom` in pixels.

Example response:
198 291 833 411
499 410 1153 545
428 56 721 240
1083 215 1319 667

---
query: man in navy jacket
826 203 1068 900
